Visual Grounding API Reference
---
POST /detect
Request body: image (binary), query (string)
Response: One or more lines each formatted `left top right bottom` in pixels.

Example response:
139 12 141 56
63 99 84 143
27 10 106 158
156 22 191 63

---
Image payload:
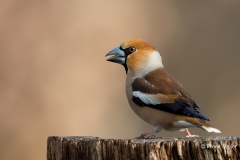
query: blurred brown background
1 1 240 160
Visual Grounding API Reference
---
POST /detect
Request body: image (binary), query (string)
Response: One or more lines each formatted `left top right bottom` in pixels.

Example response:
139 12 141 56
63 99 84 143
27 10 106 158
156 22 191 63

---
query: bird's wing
131 68 210 121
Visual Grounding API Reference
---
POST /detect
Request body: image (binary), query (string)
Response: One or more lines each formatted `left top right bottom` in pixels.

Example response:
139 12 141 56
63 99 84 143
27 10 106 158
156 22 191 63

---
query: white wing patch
133 91 161 105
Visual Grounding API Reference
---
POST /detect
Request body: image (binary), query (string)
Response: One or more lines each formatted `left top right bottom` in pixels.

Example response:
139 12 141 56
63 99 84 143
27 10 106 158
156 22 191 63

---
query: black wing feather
132 95 210 121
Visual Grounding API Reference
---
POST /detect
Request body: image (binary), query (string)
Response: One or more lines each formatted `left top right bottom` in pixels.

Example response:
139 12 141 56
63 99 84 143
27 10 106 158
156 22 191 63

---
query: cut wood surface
47 136 240 160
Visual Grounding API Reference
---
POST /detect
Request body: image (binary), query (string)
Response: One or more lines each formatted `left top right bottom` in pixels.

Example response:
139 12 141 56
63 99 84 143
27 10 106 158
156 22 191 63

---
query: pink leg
185 128 199 137
134 130 155 139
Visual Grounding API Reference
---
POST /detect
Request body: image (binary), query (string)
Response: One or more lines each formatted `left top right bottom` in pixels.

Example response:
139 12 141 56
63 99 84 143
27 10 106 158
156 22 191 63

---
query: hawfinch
106 38 221 138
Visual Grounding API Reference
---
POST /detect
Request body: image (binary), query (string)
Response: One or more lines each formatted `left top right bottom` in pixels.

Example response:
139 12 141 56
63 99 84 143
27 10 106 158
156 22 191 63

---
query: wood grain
47 136 240 160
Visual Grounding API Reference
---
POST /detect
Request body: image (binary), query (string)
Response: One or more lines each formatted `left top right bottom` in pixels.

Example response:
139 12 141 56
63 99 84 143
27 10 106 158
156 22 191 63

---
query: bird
105 38 221 138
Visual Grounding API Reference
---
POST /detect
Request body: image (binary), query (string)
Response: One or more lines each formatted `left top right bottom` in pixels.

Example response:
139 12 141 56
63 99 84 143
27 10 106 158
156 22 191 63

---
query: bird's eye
128 46 136 53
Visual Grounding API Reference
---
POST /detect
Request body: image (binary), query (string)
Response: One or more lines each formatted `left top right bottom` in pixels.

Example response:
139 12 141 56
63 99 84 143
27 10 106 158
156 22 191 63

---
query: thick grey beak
105 46 126 64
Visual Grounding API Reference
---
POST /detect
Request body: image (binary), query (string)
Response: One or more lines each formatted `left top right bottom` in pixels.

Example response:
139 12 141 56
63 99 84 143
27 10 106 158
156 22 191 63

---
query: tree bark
47 136 240 160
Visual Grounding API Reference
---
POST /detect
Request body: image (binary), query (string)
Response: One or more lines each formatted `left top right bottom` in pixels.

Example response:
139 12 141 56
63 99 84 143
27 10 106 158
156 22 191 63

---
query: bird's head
106 38 163 76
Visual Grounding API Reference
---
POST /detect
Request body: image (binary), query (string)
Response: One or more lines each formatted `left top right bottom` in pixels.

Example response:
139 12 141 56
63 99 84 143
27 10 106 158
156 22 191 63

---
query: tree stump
47 136 240 160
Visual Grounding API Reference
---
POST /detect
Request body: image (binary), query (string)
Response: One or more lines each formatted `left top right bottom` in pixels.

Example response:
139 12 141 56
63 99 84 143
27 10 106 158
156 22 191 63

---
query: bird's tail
194 121 221 133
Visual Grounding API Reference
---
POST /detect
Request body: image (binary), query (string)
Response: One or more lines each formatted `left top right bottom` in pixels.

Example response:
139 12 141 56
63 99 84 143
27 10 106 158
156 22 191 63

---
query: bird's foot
134 130 155 139
186 134 199 137
185 128 199 137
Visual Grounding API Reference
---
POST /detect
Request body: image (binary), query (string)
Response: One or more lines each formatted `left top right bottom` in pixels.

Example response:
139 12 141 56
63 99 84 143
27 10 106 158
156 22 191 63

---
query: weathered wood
47 136 240 160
